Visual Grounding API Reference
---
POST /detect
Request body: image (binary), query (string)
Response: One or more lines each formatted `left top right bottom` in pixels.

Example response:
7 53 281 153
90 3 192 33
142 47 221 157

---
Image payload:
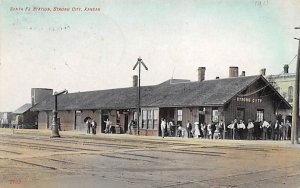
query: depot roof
31 75 291 111
14 103 32 114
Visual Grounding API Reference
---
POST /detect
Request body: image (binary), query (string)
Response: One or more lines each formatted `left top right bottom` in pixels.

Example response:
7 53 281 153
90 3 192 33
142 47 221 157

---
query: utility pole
291 27 300 144
51 89 68 138
133 57 148 135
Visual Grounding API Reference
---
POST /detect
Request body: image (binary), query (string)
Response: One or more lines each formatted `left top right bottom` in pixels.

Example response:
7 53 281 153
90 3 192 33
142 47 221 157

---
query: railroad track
160 164 300 188
0 134 233 158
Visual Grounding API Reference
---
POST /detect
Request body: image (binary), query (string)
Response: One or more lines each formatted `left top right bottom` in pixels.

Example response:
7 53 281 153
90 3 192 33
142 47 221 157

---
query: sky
0 0 300 112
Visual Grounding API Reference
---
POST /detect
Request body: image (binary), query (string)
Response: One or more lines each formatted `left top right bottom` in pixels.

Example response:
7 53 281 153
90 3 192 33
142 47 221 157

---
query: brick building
31 69 291 137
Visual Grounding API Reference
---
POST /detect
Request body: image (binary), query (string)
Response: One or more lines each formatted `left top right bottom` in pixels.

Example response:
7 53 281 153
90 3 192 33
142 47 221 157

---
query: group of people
160 119 225 139
184 120 225 139
160 118 292 140
86 116 291 141
85 118 97 135
226 119 291 140
160 119 177 138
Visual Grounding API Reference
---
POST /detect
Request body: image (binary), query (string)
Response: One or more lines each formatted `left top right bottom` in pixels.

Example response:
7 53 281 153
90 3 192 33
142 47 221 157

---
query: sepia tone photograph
0 0 300 187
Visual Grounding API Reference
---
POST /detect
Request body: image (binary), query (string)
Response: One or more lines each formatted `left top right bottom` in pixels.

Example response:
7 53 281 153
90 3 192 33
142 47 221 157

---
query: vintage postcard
0 0 300 187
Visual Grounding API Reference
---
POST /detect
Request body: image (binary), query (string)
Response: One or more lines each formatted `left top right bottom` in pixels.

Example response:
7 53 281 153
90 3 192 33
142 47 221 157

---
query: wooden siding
182 107 198 128
224 83 279 125
57 111 74 131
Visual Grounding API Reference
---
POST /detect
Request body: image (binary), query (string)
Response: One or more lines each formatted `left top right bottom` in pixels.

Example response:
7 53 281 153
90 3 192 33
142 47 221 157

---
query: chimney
133 75 138 87
229 66 239 78
198 67 206 81
284 64 289 74
260 68 266 76
241 71 245 77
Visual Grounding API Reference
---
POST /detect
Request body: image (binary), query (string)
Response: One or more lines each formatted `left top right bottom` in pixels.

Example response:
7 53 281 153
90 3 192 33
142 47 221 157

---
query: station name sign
236 97 262 103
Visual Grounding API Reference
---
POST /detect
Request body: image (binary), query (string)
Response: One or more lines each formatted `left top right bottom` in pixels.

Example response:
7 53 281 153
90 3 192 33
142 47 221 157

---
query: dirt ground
0 129 300 188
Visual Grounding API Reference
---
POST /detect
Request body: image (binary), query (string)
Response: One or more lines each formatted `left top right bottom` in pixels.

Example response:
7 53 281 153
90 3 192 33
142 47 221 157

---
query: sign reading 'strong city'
236 97 262 103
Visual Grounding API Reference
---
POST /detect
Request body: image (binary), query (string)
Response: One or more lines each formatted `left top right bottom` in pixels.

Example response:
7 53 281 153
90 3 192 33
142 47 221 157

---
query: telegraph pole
133 57 148 135
51 89 68 138
291 27 300 144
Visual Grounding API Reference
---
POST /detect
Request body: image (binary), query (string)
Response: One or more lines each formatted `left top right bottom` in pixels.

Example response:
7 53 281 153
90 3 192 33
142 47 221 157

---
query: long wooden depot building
31 69 291 137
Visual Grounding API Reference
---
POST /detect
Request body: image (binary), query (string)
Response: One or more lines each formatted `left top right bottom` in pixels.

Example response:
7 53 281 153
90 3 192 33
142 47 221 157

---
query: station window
147 110 153 129
141 109 158 129
212 108 219 123
177 109 182 125
256 109 264 122
237 108 245 122
142 110 147 129
153 109 159 130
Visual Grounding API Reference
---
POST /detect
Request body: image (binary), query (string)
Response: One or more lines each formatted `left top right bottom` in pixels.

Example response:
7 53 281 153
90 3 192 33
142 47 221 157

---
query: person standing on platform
194 122 201 138
247 119 254 140
169 120 175 137
285 120 291 140
186 121 192 138
254 121 261 140
279 122 287 140
233 119 238 140
177 124 182 137
161 119 166 138
91 119 97 135
207 123 212 139
227 121 234 140
86 119 91 134
261 120 270 140
170 120 176 137
128 120 133 135
237 120 246 140
201 123 207 139
218 120 225 139
166 120 171 137
273 120 280 140
104 119 111 134
211 122 216 139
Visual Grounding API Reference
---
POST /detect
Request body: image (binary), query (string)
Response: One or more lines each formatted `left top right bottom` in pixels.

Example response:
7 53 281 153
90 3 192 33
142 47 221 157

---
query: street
0 129 300 188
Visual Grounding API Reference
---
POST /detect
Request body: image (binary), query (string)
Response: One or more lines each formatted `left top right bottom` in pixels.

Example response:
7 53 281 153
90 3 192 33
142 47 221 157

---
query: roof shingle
31 75 280 111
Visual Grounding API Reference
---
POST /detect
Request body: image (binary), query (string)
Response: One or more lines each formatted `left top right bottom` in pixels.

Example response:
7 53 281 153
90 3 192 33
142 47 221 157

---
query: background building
0 112 13 128
13 103 38 129
266 64 295 106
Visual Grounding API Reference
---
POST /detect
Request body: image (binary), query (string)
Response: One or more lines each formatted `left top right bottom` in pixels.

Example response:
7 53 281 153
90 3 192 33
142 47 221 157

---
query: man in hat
86 118 91 134
186 120 192 138
217 120 225 139
194 122 201 138
247 119 254 140
261 120 270 140
169 120 175 137
273 120 280 140
161 118 166 138
104 119 111 134
91 119 97 135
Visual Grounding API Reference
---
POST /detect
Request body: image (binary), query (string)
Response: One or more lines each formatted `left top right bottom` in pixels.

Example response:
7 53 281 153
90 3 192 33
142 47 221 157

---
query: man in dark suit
273 120 280 140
